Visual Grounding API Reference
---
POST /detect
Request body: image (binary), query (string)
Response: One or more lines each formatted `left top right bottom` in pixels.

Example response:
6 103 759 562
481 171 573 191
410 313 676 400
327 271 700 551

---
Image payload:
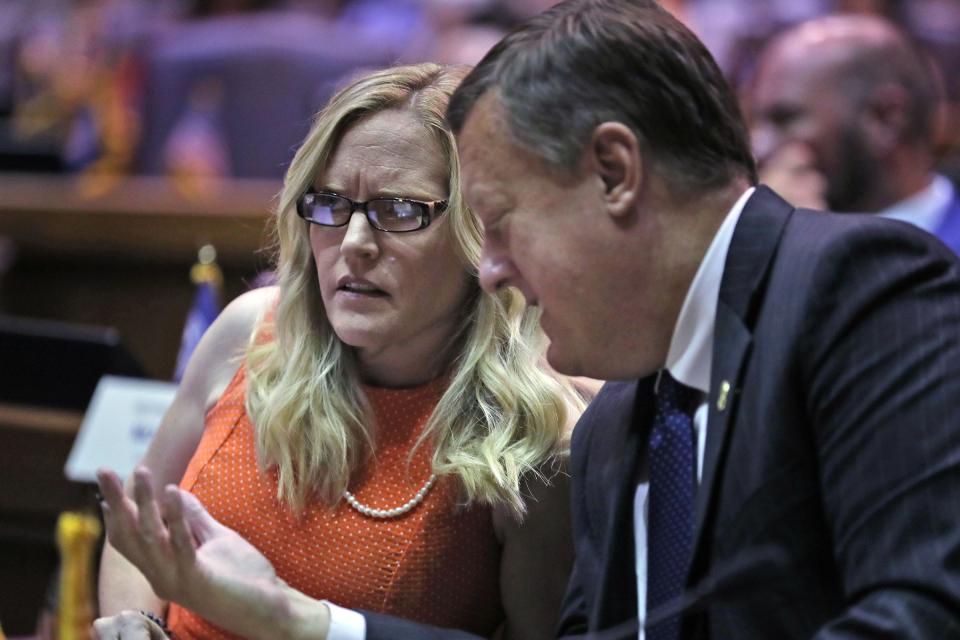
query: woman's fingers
163 485 197 564
97 468 125 502
177 487 224 539
132 467 167 545
91 616 114 640
92 611 159 640
97 468 142 553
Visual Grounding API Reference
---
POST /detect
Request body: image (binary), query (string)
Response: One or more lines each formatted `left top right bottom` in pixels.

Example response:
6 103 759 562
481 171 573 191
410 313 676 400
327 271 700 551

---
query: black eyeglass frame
295 188 449 233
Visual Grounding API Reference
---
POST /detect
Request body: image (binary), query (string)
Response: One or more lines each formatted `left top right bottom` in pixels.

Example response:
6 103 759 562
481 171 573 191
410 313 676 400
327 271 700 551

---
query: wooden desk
0 173 280 378
0 174 281 631
0 403 90 635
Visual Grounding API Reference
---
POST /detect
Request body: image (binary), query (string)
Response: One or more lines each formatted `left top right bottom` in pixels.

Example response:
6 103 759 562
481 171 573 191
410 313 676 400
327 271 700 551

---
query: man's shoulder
766 201 957 270
730 186 934 268
577 380 637 422
744 184 951 248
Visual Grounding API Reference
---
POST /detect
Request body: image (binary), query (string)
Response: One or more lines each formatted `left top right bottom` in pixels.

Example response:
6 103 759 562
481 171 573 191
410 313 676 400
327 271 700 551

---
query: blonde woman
94 63 587 640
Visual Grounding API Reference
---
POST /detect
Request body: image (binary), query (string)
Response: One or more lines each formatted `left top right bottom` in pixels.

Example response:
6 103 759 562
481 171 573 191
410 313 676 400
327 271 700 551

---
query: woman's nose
340 211 379 261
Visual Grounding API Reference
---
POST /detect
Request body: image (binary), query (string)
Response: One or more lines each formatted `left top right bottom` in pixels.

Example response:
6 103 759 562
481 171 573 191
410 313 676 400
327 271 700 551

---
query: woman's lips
337 281 389 298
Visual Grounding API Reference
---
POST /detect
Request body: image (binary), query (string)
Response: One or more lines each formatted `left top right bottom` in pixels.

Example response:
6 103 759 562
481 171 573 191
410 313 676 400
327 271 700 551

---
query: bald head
761 15 937 143
749 14 941 211
766 14 908 67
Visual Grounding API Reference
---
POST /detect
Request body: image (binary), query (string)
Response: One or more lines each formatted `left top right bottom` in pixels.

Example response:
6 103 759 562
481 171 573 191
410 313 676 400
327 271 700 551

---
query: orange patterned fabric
167 366 504 639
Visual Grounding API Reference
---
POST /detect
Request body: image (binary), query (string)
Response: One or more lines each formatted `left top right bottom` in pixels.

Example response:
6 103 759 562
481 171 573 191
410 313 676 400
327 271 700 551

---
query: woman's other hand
92 609 168 639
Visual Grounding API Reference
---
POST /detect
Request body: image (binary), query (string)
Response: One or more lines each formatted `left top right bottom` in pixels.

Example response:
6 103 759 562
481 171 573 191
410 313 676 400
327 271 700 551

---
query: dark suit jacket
557 186 960 639
364 186 960 639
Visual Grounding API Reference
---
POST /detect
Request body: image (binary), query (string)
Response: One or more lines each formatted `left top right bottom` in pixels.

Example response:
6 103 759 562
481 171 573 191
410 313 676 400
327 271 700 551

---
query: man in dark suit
749 14 960 255
444 0 960 638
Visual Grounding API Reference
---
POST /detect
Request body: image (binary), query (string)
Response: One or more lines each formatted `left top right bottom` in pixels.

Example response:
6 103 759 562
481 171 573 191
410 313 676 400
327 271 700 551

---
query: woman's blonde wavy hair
245 62 585 515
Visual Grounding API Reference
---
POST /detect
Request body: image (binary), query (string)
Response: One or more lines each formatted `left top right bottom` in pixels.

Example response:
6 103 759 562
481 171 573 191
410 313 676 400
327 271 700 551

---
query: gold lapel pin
717 380 731 411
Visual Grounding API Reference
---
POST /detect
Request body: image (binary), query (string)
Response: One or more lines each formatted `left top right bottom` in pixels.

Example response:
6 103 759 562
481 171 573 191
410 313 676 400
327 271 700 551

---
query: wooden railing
0 174 284 633
0 173 281 379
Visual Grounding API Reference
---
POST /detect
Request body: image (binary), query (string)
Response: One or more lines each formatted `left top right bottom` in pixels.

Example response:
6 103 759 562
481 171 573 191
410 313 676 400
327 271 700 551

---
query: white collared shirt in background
878 174 954 234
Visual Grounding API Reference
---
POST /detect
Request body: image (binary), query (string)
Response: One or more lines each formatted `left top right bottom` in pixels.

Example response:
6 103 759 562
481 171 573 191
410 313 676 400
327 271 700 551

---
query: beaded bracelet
138 610 173 638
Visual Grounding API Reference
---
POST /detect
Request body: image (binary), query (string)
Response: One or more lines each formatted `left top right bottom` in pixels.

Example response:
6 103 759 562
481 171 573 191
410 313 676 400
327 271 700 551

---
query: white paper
65 375 178 483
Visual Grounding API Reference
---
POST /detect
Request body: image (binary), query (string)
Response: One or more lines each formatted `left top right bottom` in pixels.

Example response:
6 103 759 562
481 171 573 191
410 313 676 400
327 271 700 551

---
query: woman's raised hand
96 467 288 637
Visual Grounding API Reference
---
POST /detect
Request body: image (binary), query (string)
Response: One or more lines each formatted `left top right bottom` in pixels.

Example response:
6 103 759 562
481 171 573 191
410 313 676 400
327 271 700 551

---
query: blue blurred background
0 0 958 181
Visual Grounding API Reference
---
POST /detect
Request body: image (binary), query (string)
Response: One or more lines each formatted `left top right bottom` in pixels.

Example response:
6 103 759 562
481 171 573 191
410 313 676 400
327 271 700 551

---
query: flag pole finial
190 244 223 287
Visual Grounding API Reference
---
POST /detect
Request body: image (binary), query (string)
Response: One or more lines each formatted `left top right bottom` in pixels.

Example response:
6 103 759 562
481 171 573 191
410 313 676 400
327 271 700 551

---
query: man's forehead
457 93 516 188
458 93 559 177
458 93 509 160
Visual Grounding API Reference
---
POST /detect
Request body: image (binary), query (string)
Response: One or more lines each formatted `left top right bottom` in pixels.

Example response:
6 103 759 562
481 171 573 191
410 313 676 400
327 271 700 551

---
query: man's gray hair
447 0 757 194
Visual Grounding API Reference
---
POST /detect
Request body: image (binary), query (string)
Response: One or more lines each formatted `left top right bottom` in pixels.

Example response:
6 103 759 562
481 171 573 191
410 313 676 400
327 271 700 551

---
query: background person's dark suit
557 186 960 639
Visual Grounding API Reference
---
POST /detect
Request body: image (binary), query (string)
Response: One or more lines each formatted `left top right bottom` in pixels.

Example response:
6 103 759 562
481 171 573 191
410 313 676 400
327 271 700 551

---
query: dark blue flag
173 257 222 381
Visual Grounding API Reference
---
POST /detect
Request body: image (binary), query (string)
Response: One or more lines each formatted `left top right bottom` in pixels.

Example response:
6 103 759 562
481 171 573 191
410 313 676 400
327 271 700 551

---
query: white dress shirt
326 600 366 640
878 174 954 235
634 187 754 639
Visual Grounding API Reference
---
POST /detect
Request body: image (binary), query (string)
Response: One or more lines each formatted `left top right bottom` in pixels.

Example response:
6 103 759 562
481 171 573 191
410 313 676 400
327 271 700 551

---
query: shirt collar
878 174 954 234
664 187 755 394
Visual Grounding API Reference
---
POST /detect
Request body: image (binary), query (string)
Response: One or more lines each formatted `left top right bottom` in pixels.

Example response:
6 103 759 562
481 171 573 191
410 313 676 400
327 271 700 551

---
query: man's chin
546 343 590 378
547 342 662 381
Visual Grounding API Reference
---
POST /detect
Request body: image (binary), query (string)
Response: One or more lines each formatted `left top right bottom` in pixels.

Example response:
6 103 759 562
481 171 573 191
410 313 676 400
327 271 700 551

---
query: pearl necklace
343 474 437 519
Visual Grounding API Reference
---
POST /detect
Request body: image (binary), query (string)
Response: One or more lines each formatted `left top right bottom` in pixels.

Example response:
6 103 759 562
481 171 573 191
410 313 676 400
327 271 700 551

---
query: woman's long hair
245 63 585 515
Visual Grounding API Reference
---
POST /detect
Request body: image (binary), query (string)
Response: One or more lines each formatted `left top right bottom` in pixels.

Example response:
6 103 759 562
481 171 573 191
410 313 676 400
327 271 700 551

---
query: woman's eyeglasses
296 189 448 233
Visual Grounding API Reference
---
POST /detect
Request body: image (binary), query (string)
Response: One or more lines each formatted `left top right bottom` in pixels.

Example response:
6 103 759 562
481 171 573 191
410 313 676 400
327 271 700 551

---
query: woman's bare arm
97 466 332 640
492 459 574 640
97 287 274 617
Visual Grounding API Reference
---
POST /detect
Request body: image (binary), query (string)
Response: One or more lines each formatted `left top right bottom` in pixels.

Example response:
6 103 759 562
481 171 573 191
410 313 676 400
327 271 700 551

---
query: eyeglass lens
301 193 425 232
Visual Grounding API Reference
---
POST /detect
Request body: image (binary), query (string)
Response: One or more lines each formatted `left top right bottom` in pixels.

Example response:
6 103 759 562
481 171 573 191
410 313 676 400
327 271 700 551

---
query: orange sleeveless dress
167 366 504 639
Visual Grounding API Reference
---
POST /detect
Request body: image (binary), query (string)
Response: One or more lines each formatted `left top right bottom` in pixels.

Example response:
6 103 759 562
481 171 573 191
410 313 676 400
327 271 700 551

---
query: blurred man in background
749 14 960 253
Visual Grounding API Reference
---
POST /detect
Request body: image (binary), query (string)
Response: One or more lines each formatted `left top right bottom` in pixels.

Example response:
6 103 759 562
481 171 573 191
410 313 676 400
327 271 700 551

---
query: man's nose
478 252 513 294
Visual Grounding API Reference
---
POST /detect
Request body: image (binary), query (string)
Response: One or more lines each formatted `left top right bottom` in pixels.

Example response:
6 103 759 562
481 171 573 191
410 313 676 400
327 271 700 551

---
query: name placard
65 375 177 483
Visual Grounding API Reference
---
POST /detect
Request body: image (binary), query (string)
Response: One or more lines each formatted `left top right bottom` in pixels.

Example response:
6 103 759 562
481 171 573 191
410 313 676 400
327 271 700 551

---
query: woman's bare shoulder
184 286 279 410
136 286 281 486
211 286 279 350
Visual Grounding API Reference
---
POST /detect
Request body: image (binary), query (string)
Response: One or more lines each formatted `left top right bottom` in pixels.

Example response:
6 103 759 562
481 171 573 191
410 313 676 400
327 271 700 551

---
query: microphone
559 545 799 640
644 545 795 629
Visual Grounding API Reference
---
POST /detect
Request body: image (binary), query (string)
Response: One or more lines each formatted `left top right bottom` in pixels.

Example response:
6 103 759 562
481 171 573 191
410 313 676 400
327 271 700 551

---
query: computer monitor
0 314 145 411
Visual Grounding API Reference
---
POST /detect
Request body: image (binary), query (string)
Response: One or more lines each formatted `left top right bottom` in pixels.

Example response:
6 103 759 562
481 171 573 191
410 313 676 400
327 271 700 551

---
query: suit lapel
689 186 794 579
589 376 656 628
693 302 750 541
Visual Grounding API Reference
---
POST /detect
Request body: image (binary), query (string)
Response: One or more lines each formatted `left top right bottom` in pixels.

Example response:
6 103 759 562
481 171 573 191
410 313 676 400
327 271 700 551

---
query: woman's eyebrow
316 185 446 202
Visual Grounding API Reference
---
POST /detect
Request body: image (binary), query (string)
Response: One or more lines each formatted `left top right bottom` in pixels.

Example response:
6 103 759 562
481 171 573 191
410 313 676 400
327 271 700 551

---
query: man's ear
588 122 642 218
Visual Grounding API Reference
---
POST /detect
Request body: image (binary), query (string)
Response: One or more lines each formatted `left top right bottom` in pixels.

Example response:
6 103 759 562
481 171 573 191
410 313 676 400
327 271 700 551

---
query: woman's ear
588 122 643 218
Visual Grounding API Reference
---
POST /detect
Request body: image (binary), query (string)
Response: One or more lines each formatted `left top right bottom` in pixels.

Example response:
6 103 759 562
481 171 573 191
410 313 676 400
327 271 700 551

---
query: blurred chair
135 11 392 179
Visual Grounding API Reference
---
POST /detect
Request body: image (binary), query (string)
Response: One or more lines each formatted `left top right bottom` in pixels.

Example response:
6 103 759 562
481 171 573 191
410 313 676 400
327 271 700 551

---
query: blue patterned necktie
646 370 698 640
